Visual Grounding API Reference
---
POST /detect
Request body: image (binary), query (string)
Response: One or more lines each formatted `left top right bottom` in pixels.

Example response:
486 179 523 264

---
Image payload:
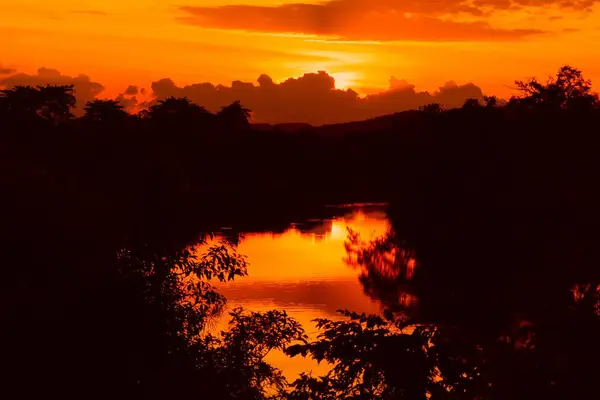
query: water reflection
205 206 390 377
345 229 420 313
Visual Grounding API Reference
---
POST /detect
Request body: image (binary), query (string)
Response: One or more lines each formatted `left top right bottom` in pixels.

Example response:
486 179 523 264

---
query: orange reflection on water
230 209 388 282
210 208 390 378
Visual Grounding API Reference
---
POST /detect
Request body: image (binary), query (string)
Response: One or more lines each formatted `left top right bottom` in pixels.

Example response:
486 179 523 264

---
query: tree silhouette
418 103 442 113
461 98 481 110
0 86 38 119
202 308 306 399
286 310 435 399
218 100 252 131
37 85 76 122
483 95 498 108
338 161 600 399
83 99 129 123
104 243 251 397
0 84 75 123
145 97 212 121
514 65 599 109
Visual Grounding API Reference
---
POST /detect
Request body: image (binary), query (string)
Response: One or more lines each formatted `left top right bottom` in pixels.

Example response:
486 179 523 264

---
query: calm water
208 205 390 378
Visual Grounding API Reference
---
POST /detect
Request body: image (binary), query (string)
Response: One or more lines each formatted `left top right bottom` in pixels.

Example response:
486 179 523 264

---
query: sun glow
330 221 347 240
329 71 360 90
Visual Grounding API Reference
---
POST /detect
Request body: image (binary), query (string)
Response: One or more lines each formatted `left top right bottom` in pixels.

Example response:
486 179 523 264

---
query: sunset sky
2 0 600 102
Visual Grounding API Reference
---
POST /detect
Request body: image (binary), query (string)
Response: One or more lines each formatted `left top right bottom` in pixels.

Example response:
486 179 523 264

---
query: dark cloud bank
176 0 598 42
0 63 16 75
150 72 483 125
0 66 485 125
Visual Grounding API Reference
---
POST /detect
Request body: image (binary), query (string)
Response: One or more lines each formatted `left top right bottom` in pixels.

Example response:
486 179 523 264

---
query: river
206 204 390 379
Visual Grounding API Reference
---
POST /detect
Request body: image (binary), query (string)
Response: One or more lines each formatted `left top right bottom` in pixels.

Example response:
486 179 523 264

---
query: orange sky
2 0 600 99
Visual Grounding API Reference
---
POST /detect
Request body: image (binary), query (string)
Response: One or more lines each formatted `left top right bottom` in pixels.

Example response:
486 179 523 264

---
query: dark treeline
1 65 599 399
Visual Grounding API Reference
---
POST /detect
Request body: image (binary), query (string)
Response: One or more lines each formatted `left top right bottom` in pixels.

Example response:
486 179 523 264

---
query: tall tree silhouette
144 96 213 125
217 100 251 131
0 86 39 120
0 84 75 123
83 99 129 123
37 85 76 122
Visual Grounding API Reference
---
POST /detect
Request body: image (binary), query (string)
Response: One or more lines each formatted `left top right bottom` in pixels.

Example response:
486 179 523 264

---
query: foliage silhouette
1 64 599 399
461 98 481 109
513 65 599 110
83 99 129 123
202 308 306 399
0 84 75 123
218 100 252 131
286 310 435 399
341 226 600 399
482 95 497 108
146 96 211 120
418 103 442 113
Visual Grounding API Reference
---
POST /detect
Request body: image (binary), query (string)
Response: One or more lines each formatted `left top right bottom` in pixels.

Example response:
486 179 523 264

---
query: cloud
147 71 484 125
473 0 596 9
358 79 484 119
124 85 139 95
116 94 139 112
179 0 551 42
0 65 486 124
0 62 16 75
0 67 105 113
114 85 149 112
389 78 416 91
0 66 15 75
